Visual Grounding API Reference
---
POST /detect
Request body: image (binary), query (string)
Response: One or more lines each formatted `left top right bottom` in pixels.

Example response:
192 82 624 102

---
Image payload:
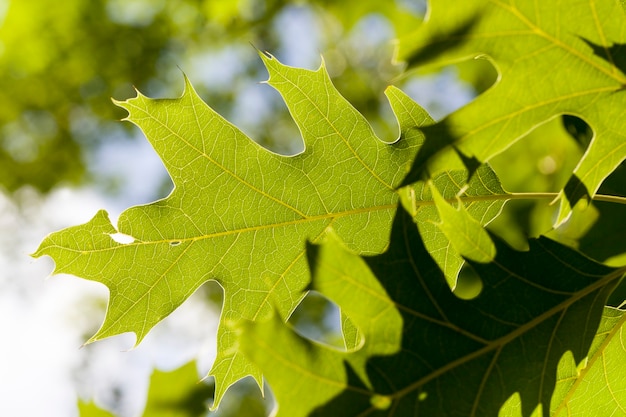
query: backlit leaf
552 307 626 417
34 49 515 407
429 179 496 263
397 0 626 225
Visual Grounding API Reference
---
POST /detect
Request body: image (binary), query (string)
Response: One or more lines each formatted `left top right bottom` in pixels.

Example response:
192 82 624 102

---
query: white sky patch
0 188 109 416
347 13 395 56
0 187 218 417
86 132 172 213
187 45 249 92
105 0 165 27
109 232 136 244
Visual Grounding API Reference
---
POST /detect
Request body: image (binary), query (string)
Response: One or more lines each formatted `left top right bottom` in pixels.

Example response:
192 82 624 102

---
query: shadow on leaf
307 205 622 416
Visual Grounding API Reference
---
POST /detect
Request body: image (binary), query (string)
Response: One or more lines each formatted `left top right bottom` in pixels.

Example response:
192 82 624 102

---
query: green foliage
0 0 170 191
241 206 623 416
551 308 626 416
402 164 508 286
397 0 626 225
35 54 420 406
498 307 626 416
141 362 213 417
34 0 626 416
429 181 496 263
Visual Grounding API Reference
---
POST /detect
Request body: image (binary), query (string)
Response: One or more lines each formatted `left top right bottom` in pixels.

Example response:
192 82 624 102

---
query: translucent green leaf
552 307 626 416
142 362 213 417
401 164 508 287
33 54 511 407
397 0 626 225
34 54 424 407
393 83 509 287
240 206 625 416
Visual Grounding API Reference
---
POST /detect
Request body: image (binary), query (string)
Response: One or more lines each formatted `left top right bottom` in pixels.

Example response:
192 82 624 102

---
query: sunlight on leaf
34 49 516 407
499 307 626 417
398 0 626 225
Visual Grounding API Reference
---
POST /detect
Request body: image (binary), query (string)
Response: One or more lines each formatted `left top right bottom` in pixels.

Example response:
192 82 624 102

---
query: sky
0 150 219 416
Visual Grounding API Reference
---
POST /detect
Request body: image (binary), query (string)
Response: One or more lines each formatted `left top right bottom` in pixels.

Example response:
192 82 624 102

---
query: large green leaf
240 206 625 416
397 0 626 225
34 54 423 405
33 53 512 406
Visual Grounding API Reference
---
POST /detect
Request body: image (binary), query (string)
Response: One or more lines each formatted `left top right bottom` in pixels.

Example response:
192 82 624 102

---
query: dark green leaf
240 206 625 416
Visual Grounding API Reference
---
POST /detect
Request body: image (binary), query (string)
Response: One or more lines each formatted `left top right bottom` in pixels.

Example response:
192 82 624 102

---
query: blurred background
1 0 624 416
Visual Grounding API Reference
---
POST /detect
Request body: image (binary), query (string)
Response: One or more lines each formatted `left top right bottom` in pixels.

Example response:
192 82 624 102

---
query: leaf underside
33 53 510 406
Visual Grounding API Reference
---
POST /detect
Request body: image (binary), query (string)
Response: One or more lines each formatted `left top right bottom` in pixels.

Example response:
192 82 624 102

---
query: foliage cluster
33 1 626 416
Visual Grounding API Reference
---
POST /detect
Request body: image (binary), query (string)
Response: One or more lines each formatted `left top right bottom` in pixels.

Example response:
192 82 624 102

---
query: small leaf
429 180 496 263
142 362 213 417
402 164 508 287
79 361 213 417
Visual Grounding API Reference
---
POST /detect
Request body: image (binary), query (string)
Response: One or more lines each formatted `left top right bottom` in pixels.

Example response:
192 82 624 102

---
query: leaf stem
508 192 626 206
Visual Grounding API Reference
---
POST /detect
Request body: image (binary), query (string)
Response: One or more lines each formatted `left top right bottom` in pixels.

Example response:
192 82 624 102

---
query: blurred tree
0 0 422 194
0 0 170 191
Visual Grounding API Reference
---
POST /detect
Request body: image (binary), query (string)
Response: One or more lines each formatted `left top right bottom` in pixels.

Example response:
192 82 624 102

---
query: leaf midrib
48 192 626 257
